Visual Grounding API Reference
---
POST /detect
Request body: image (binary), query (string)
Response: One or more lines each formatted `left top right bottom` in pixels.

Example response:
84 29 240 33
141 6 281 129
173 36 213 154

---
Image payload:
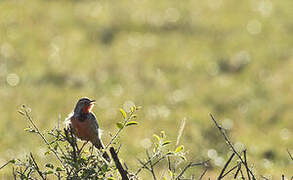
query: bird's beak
90 100 96 104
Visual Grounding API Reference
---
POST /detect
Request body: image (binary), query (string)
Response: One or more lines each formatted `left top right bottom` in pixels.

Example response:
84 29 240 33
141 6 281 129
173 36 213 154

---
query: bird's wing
88 113 105 149
88 113 101 138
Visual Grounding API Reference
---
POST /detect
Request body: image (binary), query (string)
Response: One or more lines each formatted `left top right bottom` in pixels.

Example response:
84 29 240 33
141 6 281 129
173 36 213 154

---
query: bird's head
74 97 96 114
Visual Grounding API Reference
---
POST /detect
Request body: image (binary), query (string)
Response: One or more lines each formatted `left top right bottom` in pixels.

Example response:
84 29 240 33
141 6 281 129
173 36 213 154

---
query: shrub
1 104 292 179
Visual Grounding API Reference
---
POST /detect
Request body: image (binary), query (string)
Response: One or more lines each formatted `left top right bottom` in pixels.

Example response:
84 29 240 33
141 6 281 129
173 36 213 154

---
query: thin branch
21 109 65 169
0 160 13 170
198 168 208 180
239 166 245 180
167 156 172 173
217 152 235 179
260 175 270 180
137 158 151 171
12 167 17 180
243 150 251 180
64 128 77 163
152 156 166 167
30 153 45 180
146 150 157 180
222 165 238 179
233 163 241 179
209 114 256 180
175 160 209 180
105 110 135 149
134 150 161 176
287 149 293 161
109 147 129 180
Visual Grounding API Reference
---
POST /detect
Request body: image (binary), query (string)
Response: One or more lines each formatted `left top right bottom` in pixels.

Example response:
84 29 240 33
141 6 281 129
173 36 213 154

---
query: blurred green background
0 0 292 178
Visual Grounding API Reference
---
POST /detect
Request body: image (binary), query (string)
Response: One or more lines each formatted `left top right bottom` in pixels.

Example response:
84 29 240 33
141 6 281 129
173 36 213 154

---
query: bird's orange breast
71 117 93 141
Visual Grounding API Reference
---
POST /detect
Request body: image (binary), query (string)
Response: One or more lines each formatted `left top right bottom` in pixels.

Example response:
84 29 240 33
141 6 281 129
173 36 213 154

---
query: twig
221 164 238 178
217 152 235 179
209 114 256 180
287 149 293 161
137 158 151 171
105 110 135 150
146 150 157 180
64 128 77 163
198 168 208 180
260 175 270 180
134 150 161 176
167 156 172 173
233 163 241 179
21 109 66 169
0 160 13 170
109 147 129 180
12 167 17 180
239 165 245 179
30 153 45 180
243 150 251 180
153 156 167 167
175 160 209 180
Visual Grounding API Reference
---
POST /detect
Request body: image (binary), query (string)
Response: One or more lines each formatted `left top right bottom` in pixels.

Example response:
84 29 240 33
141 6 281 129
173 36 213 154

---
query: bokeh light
6 73 20 86
247 19 262 35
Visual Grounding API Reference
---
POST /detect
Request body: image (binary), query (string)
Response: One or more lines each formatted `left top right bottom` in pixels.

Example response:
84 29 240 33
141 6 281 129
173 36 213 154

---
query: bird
65 97 110 162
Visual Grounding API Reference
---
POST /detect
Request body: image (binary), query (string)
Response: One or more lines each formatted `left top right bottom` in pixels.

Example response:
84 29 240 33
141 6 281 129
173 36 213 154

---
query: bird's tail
94 140 111 162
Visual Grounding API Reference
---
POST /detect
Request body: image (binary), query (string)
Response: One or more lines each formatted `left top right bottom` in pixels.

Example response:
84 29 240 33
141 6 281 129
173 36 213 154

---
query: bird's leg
78 141 88 155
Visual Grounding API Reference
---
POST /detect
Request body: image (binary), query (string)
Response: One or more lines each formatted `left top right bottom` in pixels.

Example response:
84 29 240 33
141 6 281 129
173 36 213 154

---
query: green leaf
45 163 54 169
101 164 108 172
162 177 167 180
107 178 115 180
166 151 174 156
29 129 37 133
45 170 53 175
153 134 160 142
18 110 25 115
24 128 31 131
175 145 184 153
126 121 138 126
179 155 186 161
120 108 127 119
116 122 124 129
9 159 15 164
162 140 171 146
168 169 173 178
130 106 136 113
131 114 137 119
56 167 63 171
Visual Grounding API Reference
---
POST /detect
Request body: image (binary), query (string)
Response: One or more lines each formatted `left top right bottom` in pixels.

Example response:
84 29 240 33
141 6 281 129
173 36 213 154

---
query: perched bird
66 97 110 161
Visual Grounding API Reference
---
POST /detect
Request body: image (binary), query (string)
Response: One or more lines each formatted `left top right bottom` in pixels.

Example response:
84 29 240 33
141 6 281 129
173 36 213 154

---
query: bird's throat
82 104 93 113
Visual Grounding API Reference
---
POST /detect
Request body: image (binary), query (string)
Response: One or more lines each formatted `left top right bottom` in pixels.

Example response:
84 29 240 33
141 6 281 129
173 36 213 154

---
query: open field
0 0 292 178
